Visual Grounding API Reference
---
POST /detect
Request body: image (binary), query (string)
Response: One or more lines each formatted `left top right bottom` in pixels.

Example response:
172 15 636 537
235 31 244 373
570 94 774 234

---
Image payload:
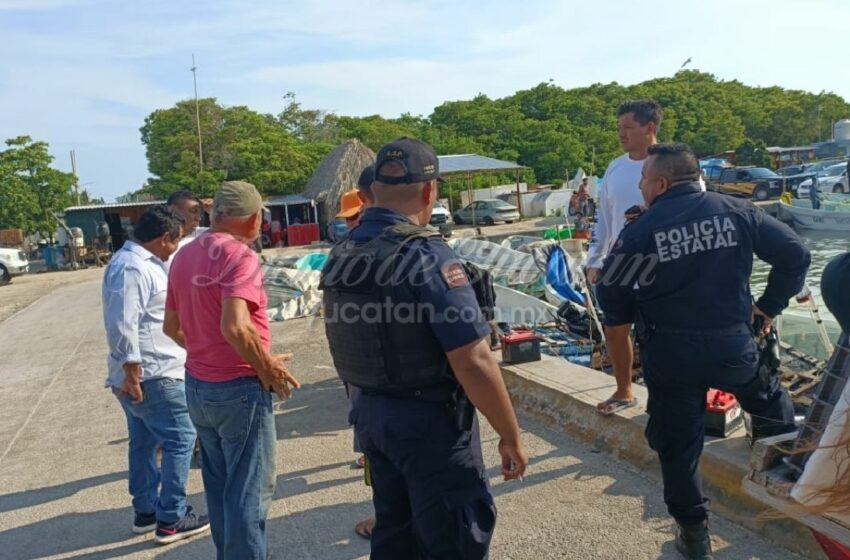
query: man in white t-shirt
167 190 210 250
586 100 663 416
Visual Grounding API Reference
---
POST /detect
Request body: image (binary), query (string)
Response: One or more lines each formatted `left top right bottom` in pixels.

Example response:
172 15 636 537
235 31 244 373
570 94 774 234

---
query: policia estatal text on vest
597 143 809 560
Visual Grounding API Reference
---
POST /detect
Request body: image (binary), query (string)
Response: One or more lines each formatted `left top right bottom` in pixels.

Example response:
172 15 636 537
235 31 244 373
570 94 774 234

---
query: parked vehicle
452 199 520 225
797 164 849 198
806 158 847 174
430 200 452 225
699 158 730 171
777 164 813 177
705 165 784 201
0 247 29 285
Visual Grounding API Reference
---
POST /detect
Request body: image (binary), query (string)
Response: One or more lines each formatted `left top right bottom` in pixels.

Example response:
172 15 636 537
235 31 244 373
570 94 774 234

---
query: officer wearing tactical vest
596 143 810 560
320 138 527 559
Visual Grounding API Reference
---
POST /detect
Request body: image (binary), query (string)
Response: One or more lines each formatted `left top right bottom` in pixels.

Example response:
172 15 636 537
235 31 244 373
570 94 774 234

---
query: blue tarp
294 253 329 271
546 245 585 305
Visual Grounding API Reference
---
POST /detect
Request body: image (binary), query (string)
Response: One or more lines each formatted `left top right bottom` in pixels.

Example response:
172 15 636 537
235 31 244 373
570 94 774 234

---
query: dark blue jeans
186 375 276 560
352 393 496 560
641 332 796 525
114 376 196 524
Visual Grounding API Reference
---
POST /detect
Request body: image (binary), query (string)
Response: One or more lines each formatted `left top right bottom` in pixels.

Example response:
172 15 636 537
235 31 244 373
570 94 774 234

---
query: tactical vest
320 223 457 399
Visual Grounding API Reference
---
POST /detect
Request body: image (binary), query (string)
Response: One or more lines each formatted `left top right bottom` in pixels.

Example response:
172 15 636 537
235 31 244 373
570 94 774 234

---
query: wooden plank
742 479 850 548
749 432 796 472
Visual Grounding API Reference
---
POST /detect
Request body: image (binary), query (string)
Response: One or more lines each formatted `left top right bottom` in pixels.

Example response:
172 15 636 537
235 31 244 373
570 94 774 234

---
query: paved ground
0 266 103 323
0 273 804 559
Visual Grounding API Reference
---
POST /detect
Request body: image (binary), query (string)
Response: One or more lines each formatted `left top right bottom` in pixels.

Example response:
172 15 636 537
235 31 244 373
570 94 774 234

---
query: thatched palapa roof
303 139 375 224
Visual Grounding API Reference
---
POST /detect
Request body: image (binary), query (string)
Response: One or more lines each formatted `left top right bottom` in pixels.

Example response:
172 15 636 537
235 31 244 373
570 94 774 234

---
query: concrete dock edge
499 354 821 558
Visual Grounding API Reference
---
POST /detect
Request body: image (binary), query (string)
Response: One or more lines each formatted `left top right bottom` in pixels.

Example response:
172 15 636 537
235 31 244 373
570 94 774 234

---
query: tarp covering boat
449 237 544 295
263 253 326 321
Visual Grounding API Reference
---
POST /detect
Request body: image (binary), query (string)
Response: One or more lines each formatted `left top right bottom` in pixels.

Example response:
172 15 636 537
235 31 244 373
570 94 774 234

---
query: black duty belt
358 384 457 403
650 322 752 336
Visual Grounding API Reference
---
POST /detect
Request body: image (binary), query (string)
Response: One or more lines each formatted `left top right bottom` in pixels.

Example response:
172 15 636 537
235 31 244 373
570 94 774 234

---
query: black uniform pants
641 331 796 525
351 392 496 560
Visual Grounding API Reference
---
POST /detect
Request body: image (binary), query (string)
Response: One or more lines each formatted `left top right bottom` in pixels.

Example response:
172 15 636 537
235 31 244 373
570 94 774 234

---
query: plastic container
543 227 576 240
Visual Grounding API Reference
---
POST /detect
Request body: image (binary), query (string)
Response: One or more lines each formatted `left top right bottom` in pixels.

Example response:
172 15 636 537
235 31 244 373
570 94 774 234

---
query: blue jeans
186 375 276 560
114 376 196 524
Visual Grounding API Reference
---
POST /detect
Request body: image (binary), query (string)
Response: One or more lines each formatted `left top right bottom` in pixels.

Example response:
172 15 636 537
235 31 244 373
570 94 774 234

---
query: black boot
675 520 714 560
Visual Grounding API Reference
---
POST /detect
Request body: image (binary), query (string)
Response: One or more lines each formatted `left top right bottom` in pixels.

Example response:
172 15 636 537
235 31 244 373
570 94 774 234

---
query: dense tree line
3 71 841 233
136 70 848 198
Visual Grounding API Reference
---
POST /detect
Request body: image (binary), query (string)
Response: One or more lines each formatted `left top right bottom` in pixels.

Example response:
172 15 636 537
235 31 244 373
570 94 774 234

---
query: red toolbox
705 389 743 438
500 331 541 365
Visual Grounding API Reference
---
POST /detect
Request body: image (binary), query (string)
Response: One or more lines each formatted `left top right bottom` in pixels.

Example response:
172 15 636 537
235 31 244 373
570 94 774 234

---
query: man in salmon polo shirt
164 180 301 559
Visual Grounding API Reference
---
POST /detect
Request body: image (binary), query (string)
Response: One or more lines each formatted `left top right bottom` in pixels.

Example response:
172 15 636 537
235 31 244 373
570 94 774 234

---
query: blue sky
1 0 848 201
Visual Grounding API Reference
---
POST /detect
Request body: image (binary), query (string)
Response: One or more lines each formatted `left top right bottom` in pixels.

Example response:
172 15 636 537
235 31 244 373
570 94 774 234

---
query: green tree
277 91 341 146
141 73 850 201
140 99 323 197
0 136 75 236
735 139 774 168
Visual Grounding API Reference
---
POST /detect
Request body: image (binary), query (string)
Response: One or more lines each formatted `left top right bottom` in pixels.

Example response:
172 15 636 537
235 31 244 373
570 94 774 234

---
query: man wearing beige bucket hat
164 180 300 559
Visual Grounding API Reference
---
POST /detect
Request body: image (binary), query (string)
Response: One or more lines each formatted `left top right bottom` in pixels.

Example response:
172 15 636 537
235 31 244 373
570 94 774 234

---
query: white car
0 247 29 284
429 201 452 225
797 164 849 198
453 199 520 225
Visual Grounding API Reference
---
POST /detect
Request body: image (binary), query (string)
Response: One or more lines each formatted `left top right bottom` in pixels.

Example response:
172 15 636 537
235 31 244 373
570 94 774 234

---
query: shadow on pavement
0 470 127 515
274 459 361 501
484 429 668 526
0 506 150 559
274 377 350 442
52 540 156 560
0 490 207 559
152 501 371 560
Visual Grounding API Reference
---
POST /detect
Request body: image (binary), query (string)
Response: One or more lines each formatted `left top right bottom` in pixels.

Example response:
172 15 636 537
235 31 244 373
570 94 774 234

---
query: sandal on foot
597 397 639 417
354 518 375 539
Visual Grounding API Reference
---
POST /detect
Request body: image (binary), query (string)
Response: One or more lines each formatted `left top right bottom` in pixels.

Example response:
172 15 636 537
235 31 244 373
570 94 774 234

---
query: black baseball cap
357 164 374 190
374 138 443 185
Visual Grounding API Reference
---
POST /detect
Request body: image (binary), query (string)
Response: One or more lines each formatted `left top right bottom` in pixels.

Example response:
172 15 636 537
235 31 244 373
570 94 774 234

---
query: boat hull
494 284 558 325
779 200 850 231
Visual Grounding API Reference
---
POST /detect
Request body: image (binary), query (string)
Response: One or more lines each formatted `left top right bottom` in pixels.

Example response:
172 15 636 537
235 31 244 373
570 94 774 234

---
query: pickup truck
704 165 784 201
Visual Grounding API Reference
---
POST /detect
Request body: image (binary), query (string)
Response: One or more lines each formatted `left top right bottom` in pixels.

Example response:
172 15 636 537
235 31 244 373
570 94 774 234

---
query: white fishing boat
494 284 558 325
779 194 850 231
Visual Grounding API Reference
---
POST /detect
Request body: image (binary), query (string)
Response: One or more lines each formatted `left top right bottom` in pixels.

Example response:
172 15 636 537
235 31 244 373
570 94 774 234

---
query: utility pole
70 149 81 205
190 54 204 174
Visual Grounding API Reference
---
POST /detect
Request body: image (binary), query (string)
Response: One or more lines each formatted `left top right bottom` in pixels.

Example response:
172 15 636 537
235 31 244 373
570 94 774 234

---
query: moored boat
779 194 850 231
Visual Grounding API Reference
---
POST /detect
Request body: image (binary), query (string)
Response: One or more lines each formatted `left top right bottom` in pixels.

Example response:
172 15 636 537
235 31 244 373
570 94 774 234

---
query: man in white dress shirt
102 205 210 544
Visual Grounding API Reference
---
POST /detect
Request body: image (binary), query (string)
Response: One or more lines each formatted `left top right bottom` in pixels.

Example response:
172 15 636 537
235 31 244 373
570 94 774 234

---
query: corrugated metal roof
437 154 525 175
64 200 165 212
264 194 315 207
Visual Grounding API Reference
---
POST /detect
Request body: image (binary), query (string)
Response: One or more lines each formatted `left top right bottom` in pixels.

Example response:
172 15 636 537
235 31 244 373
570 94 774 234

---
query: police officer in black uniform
320 138 528 560
596 143 810 560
